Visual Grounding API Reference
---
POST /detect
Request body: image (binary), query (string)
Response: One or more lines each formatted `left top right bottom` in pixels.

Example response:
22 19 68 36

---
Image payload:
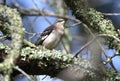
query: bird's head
55 18 65 26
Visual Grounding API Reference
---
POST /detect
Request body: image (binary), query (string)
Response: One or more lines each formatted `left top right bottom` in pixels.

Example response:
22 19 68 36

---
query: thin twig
28 16 38 41
110 61 118 73
42 75 47 80
103 13 120 16
0 35 7 39
41 9 52 25
73 24 119 71
61 39 69 54
24 30 41 35
69 22 81 27
104 54 119 72
11 0 80 23
82 24 108 57
73 37 97 57
32 0 52 25
98 34 120 43
14 66 36 81
74 24 108 58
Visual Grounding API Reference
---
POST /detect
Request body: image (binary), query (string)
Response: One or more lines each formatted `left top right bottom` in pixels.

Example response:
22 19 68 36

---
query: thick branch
64 0 120 56
0 42 105 80
0 4 115 81
0 5 36 48
0 4 24 81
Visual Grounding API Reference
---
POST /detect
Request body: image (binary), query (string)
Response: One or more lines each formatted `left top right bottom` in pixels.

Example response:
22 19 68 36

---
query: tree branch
1 3 120 80
0 42 106 80
64 0 120 59
10 0 80 23
0 4 24 81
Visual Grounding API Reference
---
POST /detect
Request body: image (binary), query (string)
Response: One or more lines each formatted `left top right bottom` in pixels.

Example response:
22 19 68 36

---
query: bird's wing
35 25 55 45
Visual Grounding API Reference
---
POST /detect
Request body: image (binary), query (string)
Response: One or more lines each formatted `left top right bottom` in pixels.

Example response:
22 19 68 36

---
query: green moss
64 0 120 55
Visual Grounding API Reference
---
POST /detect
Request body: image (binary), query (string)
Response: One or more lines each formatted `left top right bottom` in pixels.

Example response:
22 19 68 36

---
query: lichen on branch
64 0 120 55
0 4 24 81
0 42 104 80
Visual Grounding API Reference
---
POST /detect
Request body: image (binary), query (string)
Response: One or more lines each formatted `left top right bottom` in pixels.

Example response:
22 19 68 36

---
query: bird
35 18 65 50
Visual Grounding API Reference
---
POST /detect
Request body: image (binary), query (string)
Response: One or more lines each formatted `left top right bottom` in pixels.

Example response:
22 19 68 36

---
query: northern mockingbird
35 18 65 50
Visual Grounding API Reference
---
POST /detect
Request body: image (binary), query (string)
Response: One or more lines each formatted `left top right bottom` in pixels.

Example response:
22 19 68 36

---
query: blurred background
0 0 120 81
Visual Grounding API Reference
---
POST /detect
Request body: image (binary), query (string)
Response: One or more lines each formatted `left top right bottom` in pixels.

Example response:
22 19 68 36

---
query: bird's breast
42 30 63 50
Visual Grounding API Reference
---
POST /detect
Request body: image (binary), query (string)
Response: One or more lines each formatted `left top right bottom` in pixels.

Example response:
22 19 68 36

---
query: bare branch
61 39 69 54
11 0 80 23
98 34 120 43
103 13 120 16
32 0 52 25
74 24 108 58
14 66 36 81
